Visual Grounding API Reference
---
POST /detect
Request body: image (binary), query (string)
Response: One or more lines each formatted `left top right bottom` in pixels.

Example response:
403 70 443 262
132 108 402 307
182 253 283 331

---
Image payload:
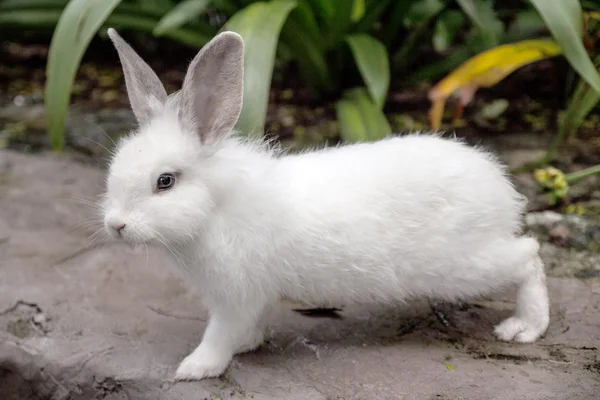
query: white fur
103 29 550 381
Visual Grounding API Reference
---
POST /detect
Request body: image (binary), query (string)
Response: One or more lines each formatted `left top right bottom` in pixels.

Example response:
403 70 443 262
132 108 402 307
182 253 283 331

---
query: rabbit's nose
113 223 126 235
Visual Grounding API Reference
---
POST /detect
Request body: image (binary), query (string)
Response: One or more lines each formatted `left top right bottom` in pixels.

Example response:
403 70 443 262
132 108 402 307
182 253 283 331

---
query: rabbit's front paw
174 347 231 381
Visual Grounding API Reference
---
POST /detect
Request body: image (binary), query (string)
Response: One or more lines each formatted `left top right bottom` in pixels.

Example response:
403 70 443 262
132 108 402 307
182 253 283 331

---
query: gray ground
1 147 599 400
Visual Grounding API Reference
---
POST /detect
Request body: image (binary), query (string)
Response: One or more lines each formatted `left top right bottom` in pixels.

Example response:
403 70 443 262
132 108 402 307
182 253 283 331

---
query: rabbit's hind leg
494 253 550 343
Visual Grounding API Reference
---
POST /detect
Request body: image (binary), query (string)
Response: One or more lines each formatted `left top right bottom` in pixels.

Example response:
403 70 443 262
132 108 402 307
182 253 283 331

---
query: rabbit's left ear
107 28 167 127
179 31 245 143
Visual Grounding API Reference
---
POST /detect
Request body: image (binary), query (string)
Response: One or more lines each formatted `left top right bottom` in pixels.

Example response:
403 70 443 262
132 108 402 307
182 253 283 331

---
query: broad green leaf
154 0 210 36
433 10 465 52
346 34 390 108
528 0 600 93
226 0 297 137
456 0 503 47
335 87 392 142
428 39 562 129
45 0 122 150
336 100 366 143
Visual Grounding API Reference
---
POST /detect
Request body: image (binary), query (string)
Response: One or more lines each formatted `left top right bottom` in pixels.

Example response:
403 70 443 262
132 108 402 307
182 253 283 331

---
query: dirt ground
1 144 599 400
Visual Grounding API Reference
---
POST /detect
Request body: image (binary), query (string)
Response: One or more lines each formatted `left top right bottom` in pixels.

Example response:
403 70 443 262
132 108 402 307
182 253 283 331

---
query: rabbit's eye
157 173 175 191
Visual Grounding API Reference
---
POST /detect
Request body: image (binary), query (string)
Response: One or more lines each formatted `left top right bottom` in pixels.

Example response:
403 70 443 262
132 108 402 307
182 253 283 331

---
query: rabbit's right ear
179 31 244 144
107 28 167 126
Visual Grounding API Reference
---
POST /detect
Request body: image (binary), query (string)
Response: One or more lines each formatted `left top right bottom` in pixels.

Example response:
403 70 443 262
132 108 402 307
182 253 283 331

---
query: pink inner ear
179 32 245 143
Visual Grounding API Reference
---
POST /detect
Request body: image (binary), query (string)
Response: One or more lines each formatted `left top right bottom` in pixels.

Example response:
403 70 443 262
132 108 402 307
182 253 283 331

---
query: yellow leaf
428 39 562 130
444 361 455 371
585 11 600 21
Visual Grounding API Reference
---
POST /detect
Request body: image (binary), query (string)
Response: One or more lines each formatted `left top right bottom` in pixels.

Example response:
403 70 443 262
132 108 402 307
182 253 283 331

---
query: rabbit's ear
107 28 167 126
180 31 244 143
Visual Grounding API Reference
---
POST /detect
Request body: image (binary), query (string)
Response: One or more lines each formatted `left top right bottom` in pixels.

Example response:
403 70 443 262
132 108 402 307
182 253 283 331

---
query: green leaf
455 0 504 47
226 0 297 137
563 80 600 137
138 0 175 14
351 0 365 22
403 0 444 27
44 0 122 150
547 54 600 163
335 87 392 142
505 9 546 42
393 0 444 70
528 0 600 93
0 0 68 9
107 12 213 47
154 0 210 36
328 0 354 46
346 34 390 108
433 10 465 52
408 46 471 83
354 0 392 32
0 9 64 29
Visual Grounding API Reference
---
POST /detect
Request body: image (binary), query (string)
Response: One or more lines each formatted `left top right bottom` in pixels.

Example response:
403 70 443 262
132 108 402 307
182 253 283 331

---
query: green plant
0 0 219 150
2 0 399 148
534 164 600 205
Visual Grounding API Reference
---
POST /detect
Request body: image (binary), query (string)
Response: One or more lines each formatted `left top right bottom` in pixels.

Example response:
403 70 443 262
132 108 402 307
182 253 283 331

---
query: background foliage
1 0 600 189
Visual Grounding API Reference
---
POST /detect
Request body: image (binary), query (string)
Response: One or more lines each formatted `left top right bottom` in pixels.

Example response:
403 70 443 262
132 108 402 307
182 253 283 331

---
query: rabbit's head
102 28 244 245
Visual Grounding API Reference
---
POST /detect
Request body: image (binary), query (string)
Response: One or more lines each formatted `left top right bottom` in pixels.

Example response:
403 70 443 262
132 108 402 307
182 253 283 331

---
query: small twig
548 359 574 365
146 305 205 321
50 243 102 267
41 369 70 395
0 300 42 316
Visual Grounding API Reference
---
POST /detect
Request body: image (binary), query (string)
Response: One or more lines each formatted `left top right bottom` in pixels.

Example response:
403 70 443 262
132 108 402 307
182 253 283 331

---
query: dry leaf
428 39 562 129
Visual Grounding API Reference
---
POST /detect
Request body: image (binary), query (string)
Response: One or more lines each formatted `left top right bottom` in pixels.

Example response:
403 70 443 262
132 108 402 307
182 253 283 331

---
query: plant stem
565 164 600 184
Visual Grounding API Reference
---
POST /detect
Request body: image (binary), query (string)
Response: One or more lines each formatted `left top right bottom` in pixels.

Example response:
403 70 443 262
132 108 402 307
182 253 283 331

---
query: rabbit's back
280 134 525 237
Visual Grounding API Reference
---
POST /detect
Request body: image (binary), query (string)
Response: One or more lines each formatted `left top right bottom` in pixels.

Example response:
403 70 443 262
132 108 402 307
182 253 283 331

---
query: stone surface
1 149 599 400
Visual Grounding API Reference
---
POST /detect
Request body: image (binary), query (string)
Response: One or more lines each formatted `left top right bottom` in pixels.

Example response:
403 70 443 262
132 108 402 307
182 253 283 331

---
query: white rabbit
102 28 550 381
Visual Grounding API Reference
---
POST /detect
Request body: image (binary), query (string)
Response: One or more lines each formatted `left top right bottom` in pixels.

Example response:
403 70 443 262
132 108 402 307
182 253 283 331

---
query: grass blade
44 0 122 151
0 9 63 28
346 34 390 108
0 0 68 9
226 0 297 137
543 56 600 163
528 0 600 93
433 10 465 52
153 0 211 36
351 0 365 22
